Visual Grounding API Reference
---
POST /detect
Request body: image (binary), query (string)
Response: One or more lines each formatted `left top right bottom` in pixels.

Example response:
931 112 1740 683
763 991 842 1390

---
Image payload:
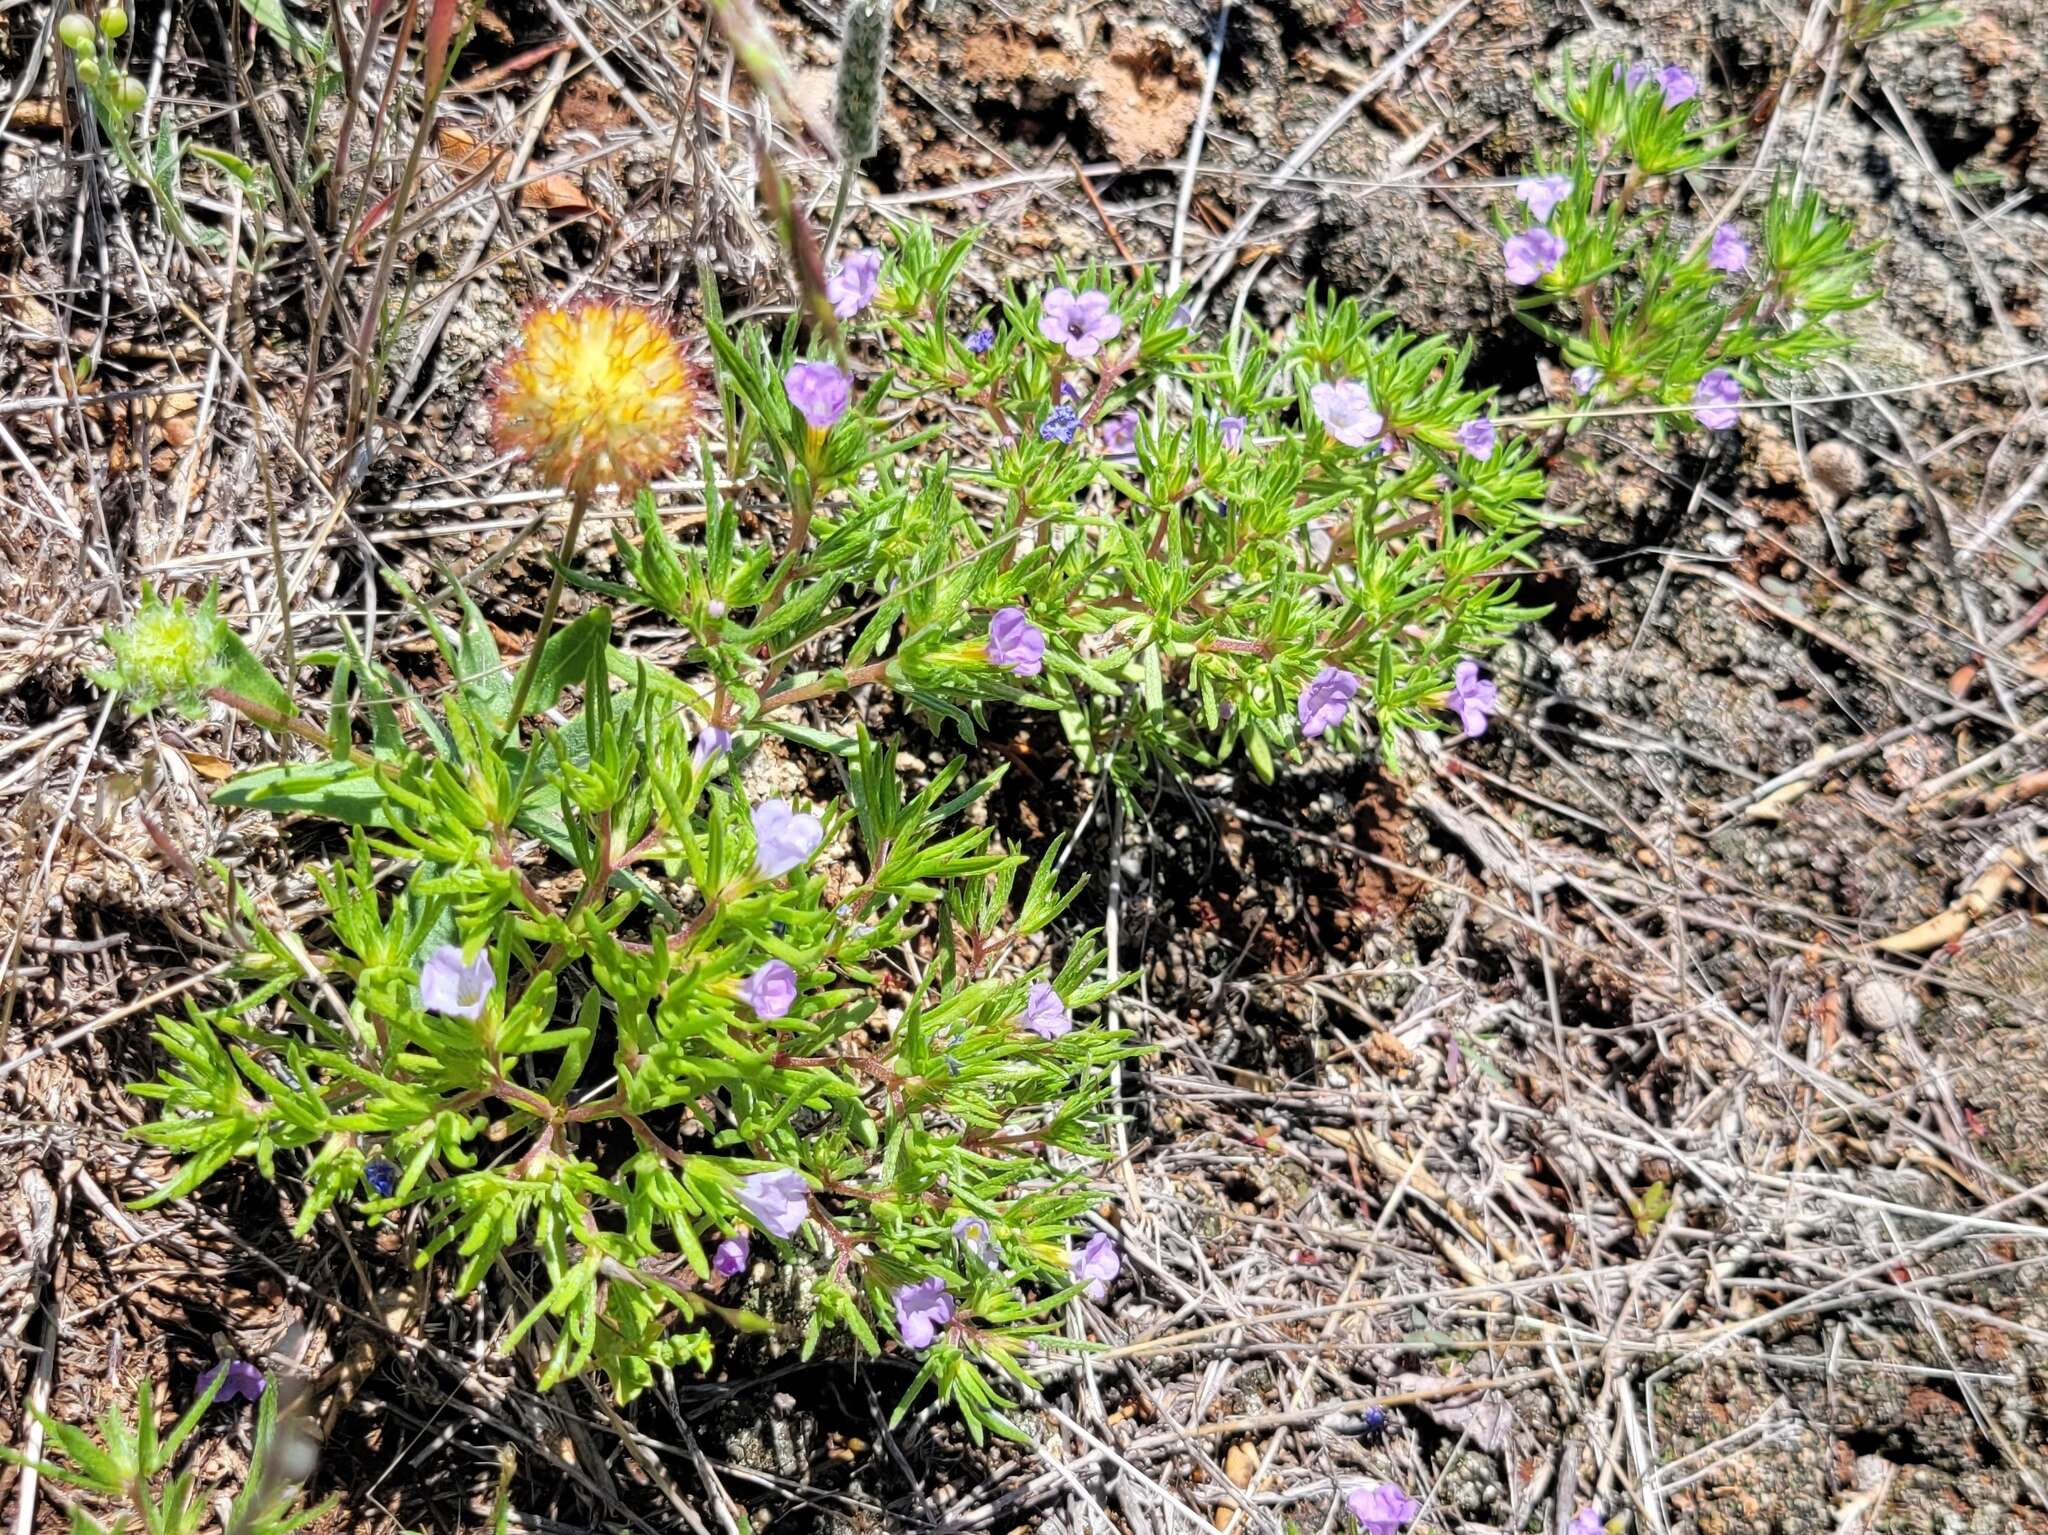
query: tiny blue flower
1040 404 1081 444
364 1159 400 1198
965 324 995 354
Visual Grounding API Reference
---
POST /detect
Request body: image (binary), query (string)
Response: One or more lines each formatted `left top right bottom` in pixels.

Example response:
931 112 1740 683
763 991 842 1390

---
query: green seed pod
75 55 103 85
58 12 95 49
114 74 146 111
831 0 892 167
99 5 128 38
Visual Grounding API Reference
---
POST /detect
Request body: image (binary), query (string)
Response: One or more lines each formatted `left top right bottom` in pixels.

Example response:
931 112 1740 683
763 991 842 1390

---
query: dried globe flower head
491 301 698 499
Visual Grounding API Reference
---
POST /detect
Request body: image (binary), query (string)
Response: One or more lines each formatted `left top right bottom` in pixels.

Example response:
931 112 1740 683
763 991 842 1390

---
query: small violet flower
987 607 1046 678
1658 64 1699 107
1692 368 1742 430
826 248 882 319
739 958 799 1020
1621 59 1656 91
893 1277 956 1350
1308 378 1384 448
1457 416 1497 460
1020 980 1072 1040
1072 1232 1120 1300
964 324 995 355
200 1360 266 1406
1570 1505 1605 1535
1218 414 1246 451
737 1168 809 1238
712 1231 751 1276
1040 403 1082 444
1515 174 1572 222
953 1215 999 1262
1447 659 1499 737
784 360 851 430
1571 364 1603 396
1297 665 1363 740
1098 410 1139 455
364 1159 400 1199
692 721 731 767
1707 223 1750 273
1039 287 1123 359
1346 1482 1420 1535
419 944 492 1020
752 798 824 879
1504 227 1566 285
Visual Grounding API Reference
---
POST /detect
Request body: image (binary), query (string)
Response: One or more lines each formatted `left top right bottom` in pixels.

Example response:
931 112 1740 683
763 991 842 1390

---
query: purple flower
1571 364 1603 395
1040 403 1081 444
1308 378 1384 448
1218 414 1246 451
692 721 731 767
1707 223 1750 273
1447 659 1499 737
953 1214 999 1262
893 1277 955 1350
419 944 493 1020
1621 60 1656 91
964 324 995 355
784 360 851 430
738 1168 809 1238
1457 416 1497 460
1515 174 1572 222
1039 288 1122 359
1058 378 1085 402
827 248 882 319
752 797 824 879
199 1360 266 1406
1692 368 1742 430
1071 1232 1120 1300
1171 302 1195 329
1098 410 1139 455
1346 1482 1420 1535
1658 64 1699 107
364 1159 400 1198
1570 1506 1605 1535
1297 665 1363 739
1020 980 1072 1040
739 958 799 1020
987 607 1046 678
713 1231 751 1276
1504 227 1566 285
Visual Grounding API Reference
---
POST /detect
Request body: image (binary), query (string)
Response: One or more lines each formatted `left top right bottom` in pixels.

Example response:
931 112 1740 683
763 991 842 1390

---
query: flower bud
114 74 146 112
75 54 102 84
58 12 95 49
98 5 127 38
831 0 891 166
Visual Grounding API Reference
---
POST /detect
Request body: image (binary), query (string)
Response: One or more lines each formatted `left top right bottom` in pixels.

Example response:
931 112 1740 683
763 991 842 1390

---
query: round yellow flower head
491 301 698 498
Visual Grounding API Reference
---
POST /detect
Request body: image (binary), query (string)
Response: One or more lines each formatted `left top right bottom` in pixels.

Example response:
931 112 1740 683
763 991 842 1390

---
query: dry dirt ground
2 0 2046 1531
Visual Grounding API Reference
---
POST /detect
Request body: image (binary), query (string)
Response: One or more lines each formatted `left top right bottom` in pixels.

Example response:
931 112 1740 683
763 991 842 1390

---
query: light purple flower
987 607 1046 678
1692 368 1742 430
784 360 851 430
1570 1505 1605 1535
1039 288 1122 359
1058 378 1085 402
1621 60 1656 91
1515 174 1572 222
1040 403 1081 444
827 248 882 319
1020 980 1072 1040
199 1360 266 1406
739 958 799 1020
1707 223 1750 273
953 1215 999 1262
1504 227 1566 285
1098 410 1139 455
692 721 731 767
738 1168 809 1238
1571 364 1602 395
1308 378 1384 448
965 324 995 354
1171 302 1195 329
1346 1482 1420 1535
712 1231 751 1276
419 944 493 1020
1218 414 1246 451
1448 659 1499 737
893 1277 955 1350
752 797 824 879
1071 1232 1120 1300
1457 416 1497 460
1658 64 1699 107
1297 665 1363 739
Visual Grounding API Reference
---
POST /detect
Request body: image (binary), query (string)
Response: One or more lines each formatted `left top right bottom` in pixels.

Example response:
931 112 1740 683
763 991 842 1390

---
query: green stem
502 485 595 737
